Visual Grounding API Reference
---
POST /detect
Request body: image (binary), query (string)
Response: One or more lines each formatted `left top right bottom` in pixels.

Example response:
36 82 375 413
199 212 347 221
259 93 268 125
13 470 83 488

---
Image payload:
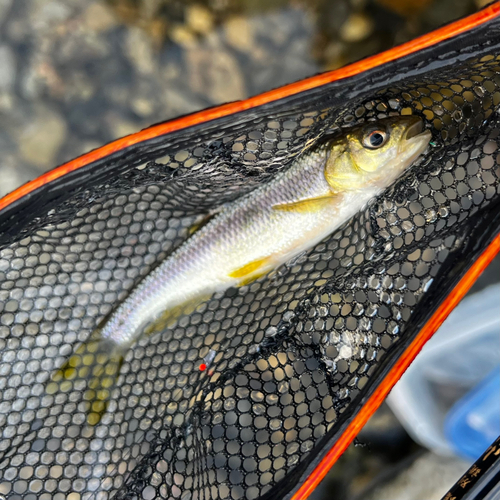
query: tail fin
47 334 125 426
47 297 212 425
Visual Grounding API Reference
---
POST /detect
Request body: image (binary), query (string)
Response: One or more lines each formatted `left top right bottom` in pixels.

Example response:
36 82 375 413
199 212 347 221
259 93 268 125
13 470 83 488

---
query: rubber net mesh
0 49 500 500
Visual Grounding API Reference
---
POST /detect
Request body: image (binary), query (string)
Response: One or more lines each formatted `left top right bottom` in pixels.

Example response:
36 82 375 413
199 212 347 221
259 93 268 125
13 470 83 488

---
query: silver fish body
103 146 351 344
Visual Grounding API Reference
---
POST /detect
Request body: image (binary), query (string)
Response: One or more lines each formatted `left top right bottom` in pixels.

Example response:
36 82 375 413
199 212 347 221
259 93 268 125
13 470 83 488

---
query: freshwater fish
47 115 431 424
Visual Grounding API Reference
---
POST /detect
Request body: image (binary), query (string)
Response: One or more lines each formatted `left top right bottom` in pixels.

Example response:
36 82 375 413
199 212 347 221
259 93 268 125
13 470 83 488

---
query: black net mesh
1 17 500 500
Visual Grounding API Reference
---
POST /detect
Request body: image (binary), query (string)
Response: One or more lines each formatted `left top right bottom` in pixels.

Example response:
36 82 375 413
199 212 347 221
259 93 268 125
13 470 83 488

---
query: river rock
18 106 67 169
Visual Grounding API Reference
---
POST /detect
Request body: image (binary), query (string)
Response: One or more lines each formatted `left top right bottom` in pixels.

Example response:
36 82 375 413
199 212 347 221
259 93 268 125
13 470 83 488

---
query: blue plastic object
444 368 500 461
388 283 500 458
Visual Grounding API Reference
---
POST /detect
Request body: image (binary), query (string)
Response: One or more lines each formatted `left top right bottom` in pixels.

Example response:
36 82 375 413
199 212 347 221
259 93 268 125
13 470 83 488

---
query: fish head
325 116 431 191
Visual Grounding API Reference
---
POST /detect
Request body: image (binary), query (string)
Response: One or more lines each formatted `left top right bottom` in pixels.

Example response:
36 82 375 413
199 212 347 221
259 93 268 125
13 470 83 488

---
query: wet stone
339 12 374 43
104 110 141 141
0 0 323 196
0 44 16 92
185 4 214 36
83 1 117 33
17 106 67 169
0 0 13 26
185 34 247 104
125 27 157 75
224 16 255 53
29 0 72 31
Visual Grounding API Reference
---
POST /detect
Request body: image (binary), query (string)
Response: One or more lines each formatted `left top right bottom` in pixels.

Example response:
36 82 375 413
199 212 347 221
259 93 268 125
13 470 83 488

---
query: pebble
162 85 207 119
105 111 140 140
129 78 161 118
323 40 346 70
256 8 299 47
0 0 13 27
83 1 118 33
131 96 155 118
170 24 198 48
366 452 469 500
139 0 162 20
0 92 14 112
125 27 156 75
224 16 254 53
185 35 247 103
0 156 31 198
339 12 374 43
186 4 214 35
30 0 72 31
62 69 95 102
18 106 67 169
244 9 316 94
0 45 16 92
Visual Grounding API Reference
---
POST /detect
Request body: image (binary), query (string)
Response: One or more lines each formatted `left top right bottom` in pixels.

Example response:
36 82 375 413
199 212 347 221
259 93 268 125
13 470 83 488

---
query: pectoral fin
189 213 214 235
272 195 339 213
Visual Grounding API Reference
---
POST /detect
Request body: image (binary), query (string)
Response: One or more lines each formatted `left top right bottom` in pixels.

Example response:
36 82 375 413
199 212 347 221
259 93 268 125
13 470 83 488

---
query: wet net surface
1 21 500 500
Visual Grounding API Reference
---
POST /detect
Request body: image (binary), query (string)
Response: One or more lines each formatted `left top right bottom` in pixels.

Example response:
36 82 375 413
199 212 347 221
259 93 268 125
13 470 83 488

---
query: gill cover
324 116 431 192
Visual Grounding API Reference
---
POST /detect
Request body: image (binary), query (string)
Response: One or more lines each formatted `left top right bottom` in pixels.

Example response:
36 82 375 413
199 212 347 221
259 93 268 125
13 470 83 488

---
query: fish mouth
398 117 432 163
404 118 425 140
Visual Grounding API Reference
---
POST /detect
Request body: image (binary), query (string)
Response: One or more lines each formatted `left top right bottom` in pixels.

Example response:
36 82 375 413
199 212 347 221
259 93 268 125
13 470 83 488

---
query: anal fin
144 294 213 336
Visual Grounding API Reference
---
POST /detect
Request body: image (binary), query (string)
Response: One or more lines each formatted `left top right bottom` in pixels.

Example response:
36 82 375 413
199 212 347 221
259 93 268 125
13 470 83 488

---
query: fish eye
362 127 389 149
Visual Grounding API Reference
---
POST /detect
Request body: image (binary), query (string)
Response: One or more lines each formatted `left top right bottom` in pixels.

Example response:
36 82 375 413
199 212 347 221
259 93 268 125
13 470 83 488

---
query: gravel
0 0 317 198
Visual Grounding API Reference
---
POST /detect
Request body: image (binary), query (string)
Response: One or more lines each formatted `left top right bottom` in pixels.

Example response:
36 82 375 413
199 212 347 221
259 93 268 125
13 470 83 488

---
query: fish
47 115 431 425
